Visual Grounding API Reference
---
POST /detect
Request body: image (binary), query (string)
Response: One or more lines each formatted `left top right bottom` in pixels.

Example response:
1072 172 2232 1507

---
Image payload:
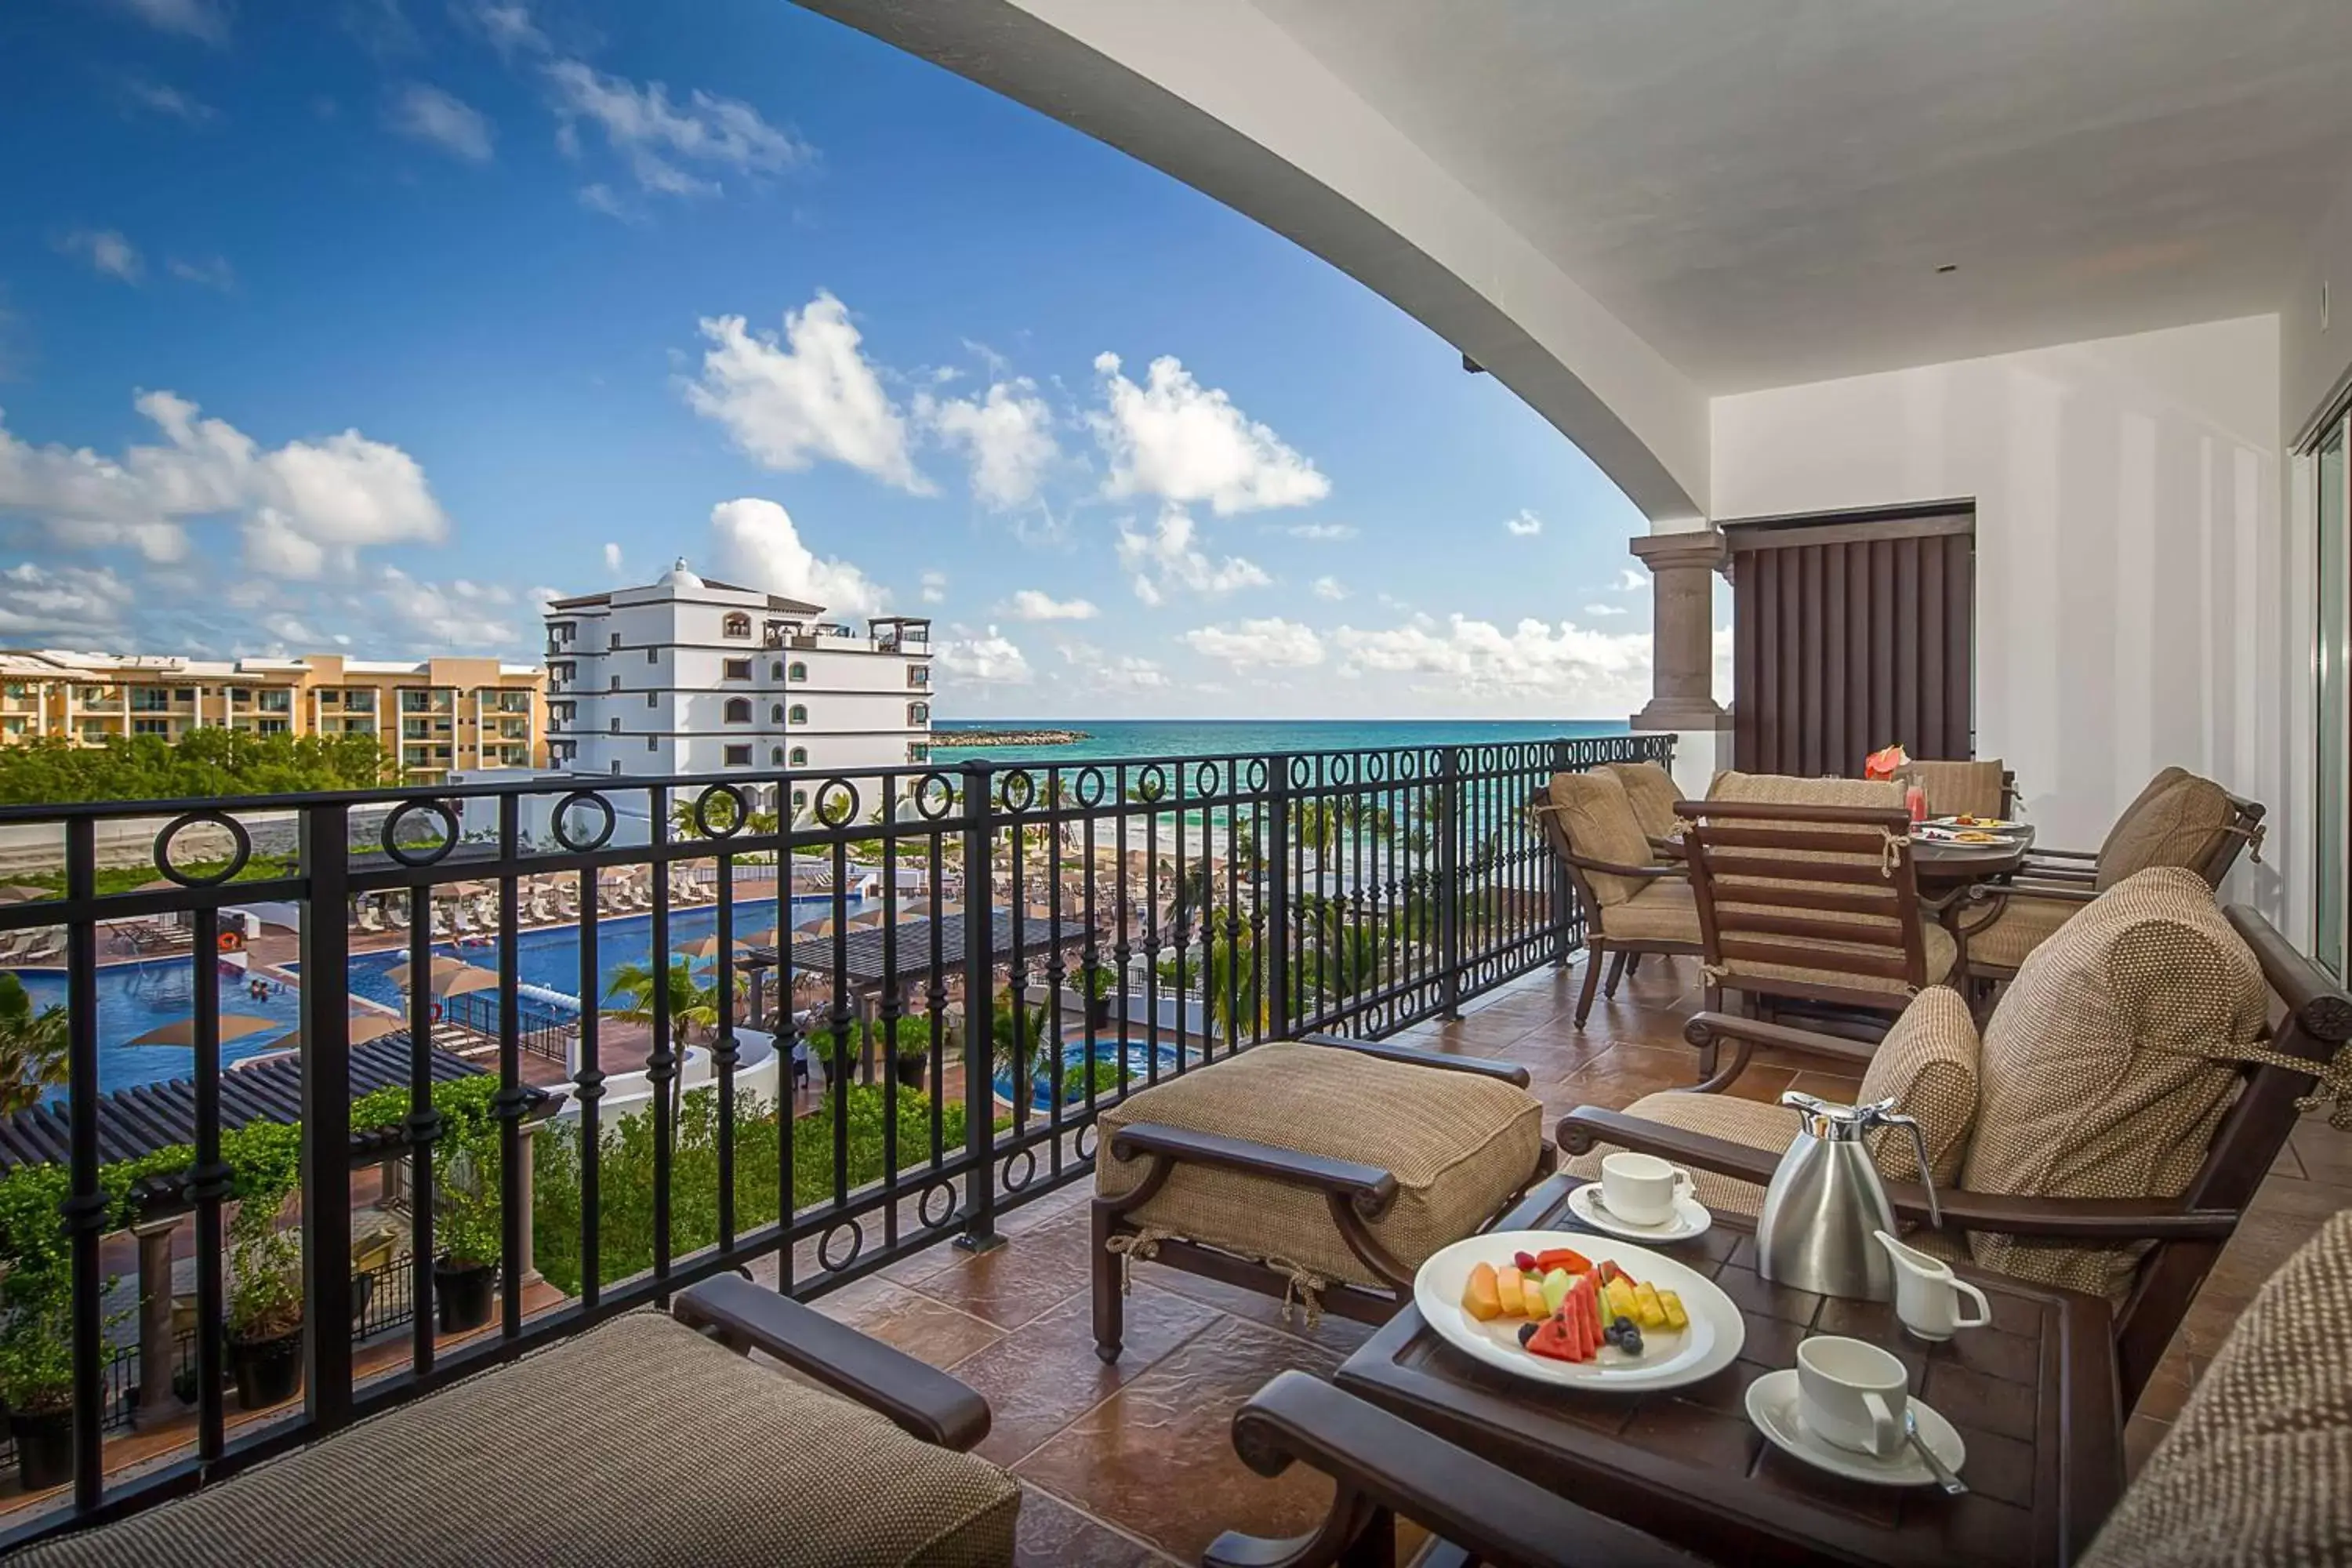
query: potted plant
433 1132 500 1334
809 1025 858 1089
0 1279 74 1491
1080 964 1122 1032
224 1189 304 1411
877 1015 930 1094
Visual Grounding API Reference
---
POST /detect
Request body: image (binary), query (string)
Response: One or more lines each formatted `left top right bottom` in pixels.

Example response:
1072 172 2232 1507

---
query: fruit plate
1413 1230 1744 1392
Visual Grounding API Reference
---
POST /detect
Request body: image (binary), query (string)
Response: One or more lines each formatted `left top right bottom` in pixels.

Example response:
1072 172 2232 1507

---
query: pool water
10 957 307 1094
993 1038 1186 1112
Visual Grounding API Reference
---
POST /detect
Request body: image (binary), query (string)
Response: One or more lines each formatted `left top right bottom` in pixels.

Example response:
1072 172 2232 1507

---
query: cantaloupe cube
1495 1266 1526 1317
1521 1274 1549 1319
1462 1262 1501 1321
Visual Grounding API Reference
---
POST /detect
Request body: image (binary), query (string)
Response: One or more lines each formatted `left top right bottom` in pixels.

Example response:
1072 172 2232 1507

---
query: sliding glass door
2318 419 2348 978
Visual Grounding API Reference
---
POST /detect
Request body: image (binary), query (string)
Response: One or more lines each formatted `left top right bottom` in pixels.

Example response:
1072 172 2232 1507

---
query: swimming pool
342 892 861 1012
9 956 307 1094
992 1038 1187 1112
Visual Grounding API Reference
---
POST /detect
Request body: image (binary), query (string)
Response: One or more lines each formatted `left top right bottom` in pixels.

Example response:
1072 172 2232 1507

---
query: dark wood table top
1337 1175 2122 1568
1910 823 2034 887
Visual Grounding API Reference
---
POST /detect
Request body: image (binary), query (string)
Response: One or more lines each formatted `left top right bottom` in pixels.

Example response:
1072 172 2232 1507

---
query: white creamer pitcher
1873 1229 1991 1341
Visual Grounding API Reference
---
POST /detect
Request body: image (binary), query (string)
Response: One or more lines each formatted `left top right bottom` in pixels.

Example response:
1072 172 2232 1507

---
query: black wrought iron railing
0 731 1671 1538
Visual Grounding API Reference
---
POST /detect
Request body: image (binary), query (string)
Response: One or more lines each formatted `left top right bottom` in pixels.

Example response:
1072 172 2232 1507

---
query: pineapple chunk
1633 1281 1667 1329
1495 1266 1526 1317
1603 1277 1640 1324
1658 1288 1689 1330
1462 1262 1502 1322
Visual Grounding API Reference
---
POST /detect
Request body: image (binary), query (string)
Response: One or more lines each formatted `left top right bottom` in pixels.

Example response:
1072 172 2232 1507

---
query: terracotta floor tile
810 1273 1006 1370
911 1209 1100 1330
1014 1316 1343 1563
1129 1261 1381 1358
1555 1042 1702 1112
2123 1414 2172 1479
949 1284 1222 1467
1015 1486 1181 1566
2288 1115 2352 1189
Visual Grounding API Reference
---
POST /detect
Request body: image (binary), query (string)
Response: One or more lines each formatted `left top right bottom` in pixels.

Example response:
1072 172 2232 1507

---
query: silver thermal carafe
1755 1093 1942 1301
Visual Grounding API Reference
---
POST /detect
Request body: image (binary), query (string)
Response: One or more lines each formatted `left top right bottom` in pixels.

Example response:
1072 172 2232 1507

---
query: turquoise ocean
927 717 1631 765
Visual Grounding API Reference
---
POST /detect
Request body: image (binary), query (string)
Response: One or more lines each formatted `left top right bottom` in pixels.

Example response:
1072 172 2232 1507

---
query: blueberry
1619 1326 1644 1356
1516 1322 1537 1347
1613 1315 1635 1334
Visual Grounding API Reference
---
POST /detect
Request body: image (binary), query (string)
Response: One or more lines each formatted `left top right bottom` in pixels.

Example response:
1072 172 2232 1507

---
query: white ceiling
1258 0 2352 392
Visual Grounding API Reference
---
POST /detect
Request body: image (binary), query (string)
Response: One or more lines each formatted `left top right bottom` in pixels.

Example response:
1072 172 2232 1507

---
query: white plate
1745 1368 1967 1486
1565 1181 1712 1243
1413 1230 1744 1392
1926 817 2024 833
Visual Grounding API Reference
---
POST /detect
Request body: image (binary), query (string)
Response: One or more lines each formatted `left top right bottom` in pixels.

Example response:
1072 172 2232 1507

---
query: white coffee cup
1874 1230 1993 1342
1598 1151 1693 1227
1795 1336 1909 1457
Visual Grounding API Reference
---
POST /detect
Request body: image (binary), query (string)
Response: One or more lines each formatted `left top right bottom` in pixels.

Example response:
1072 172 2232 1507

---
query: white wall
1710 314 2305 935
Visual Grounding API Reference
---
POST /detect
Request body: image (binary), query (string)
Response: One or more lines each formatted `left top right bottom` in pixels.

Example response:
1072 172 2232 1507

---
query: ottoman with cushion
1528 771 1703 1028
1561 869 2352 1410
1092 1036 1551 1359
13 1276 1019 1568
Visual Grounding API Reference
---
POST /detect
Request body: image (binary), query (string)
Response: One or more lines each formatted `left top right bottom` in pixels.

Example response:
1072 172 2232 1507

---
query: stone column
131 1217 182 1428
1628 529 1735 797
515 1122 540 1286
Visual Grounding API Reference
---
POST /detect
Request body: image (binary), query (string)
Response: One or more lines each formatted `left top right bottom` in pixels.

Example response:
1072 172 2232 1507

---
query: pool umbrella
0 885 49 906
125 1014 278 1048
251 1014 403 1055
387 955 498 998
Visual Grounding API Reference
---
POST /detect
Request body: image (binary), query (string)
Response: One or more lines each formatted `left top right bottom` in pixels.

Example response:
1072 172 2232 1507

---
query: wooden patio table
1334 1174 2122 1568
1659 823 2034 895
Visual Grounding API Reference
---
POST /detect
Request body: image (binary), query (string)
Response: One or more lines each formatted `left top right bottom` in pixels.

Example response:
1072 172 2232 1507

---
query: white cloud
706 497 885 619
1504 509 1543 537
683 293 927 492
1616 567 1646 592
1061 642 1171 690
575 183 636 222
124 78 216 124
1334 614 1653 710
1182 617 1323 669
918 379 1057 509
1584 601 1628 617
1116 507 1272 604
57 230 142 284
374 565 521 648
0 392 445 575
0 563 132 641
601 541 622 573
467 1 547 57
1089 352 1327 515
919 569 948 604
387 83 495 163
167 255 234 292
115 0 228 43
544 58 806 198
935 624 1030 684
1283 521 1356 542
1311 575 1348 602
999 589 1096 622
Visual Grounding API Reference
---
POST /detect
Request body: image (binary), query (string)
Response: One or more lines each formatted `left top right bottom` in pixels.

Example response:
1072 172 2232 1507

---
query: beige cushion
17 1308 1021 1568
1961 867 2266 1300
1546 770 1656 906
2096 771 2240 891
1713 914 1958 996
2082 1210 2352 1568
1600 760 1682 840
1708 771 1904 809
1096 1041 1544 1290
1902 758 2007 820
1963 890 2081 972
1565 1091 1795 1219
1597 878 1701 945
1853 986 1980 1185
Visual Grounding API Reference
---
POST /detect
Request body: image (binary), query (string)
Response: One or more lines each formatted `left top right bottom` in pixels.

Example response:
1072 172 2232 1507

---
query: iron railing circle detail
382 800 460 868
1396 750 1422 782
1073 1123 1098 1161
1243 757 1270 793
1000 1146 1037 1194
911 772 957 821
154 810 252 887
1135 763 1169 804
817 1218 865 1273
1000 768 1036 814
1363 751 1389 783
811 776 860 827
550 790 616 854
1073 766 1108 808
917 1180 957 1229
1287 756 1314 789
1195 760 1221 798
691 782 749 840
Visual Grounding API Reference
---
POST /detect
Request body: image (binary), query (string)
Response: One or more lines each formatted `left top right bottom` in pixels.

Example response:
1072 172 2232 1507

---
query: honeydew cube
1541 1268 1573 1317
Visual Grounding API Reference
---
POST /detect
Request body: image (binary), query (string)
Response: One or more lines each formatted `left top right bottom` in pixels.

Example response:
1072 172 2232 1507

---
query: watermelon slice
1526 1316 1578 1363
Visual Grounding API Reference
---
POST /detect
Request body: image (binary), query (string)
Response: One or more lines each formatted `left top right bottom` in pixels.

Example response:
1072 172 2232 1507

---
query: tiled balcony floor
808 953 2352 1565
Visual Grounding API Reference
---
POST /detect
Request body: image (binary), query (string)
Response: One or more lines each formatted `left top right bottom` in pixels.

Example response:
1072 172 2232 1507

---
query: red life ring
216 930 244 953
430 1002 445 1024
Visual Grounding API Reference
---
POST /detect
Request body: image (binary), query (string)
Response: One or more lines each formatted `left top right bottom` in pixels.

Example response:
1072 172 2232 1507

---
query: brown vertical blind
1729 509 1975 777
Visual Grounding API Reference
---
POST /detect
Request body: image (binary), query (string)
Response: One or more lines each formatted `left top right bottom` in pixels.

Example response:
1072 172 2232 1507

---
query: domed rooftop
657 557 704 590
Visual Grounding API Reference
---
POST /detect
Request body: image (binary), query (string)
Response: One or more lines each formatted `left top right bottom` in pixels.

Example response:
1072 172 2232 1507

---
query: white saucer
1566 1180 1711 1243
1744 1368 1967 1487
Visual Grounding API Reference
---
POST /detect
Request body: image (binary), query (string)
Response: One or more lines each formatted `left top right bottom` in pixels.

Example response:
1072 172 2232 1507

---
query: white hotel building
540 561 933 818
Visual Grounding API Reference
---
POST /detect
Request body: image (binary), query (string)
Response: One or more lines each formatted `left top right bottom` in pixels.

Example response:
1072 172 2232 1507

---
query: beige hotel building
0 650 546 783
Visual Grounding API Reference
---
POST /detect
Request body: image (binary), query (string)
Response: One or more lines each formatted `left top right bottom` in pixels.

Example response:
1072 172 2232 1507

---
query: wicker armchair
1528 775 1702 1029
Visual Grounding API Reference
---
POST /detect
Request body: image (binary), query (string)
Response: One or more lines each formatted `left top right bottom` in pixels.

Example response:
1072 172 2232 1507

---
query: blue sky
0 0 1661 719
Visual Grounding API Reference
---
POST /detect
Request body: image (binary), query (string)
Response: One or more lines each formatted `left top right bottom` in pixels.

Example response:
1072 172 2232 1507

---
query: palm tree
602 959 721 1040
1200 912 1271 1044
0 974 67 1115
991 989 1052 1109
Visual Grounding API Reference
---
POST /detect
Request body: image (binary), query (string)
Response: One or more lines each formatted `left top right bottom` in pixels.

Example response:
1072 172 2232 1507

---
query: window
724 743 752 768
724 697 752 723
788 704 807 724
646 737 658 753
609 718 620 734
723 657 752 681
259 719 289 735
907 666 929 688
770 704 784 724
788 746 808 767
906 742 930 764
770 661 784 680
791 789 808 813
608 632 620 650
722 612 751 638
550 621 574 644
770 746 784 766
647 692 657 709
173 688 194 704
907 702 930 726
611 760 622 775
647 647 659 666
787 661 808 681
132 718 169 735
608 677 619 692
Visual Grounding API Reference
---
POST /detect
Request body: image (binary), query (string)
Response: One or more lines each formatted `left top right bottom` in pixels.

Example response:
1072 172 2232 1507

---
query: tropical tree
0 975 67 1115
1200 912 1272 1044
990 989 1054 1109
601 960 722 1040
